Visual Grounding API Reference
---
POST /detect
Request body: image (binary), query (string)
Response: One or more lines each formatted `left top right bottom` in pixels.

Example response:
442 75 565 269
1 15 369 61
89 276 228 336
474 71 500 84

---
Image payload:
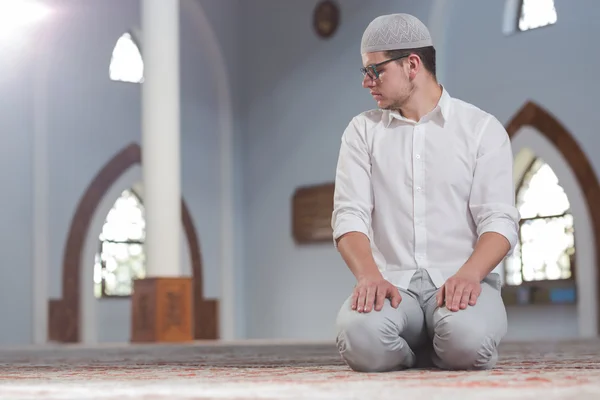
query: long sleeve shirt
331 88 520 289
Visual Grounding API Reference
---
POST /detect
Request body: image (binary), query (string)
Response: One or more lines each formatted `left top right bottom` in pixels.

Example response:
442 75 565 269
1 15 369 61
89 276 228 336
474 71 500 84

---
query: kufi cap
361 13 432 54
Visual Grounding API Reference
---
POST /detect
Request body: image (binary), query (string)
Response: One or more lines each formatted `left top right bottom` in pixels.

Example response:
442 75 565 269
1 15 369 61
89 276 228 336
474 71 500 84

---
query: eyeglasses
360 54 409 80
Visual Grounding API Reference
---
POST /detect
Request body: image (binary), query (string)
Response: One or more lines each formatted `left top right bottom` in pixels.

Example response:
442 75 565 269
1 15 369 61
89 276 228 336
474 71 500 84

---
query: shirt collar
385 85 452 127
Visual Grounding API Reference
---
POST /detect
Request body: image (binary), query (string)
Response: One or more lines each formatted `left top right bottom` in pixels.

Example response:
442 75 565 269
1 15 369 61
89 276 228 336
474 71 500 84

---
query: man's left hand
436 269 482 312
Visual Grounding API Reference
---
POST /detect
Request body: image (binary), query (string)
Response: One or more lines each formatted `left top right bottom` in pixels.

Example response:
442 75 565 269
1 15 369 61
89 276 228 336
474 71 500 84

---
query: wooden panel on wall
292 182 335 243
48 300 65 342
195 299 219 340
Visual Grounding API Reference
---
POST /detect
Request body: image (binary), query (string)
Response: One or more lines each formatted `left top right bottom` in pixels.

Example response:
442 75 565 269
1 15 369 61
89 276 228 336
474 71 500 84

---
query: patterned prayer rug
0 339 598 399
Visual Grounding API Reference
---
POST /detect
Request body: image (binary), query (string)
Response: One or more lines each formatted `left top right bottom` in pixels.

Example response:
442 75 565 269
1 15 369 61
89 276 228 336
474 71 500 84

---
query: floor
0 339 598 399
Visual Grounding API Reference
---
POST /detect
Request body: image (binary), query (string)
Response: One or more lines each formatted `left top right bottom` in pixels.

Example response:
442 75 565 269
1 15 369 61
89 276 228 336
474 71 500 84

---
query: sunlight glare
0 1 51 39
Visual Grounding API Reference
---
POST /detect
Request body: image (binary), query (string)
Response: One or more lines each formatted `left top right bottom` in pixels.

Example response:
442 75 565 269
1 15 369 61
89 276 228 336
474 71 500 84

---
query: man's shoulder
342 109 388 138
449 97 495 124
448 96 509 150
352 108 388 124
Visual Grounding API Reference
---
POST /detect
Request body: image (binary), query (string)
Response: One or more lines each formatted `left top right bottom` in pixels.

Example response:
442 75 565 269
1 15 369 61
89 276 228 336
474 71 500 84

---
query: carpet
0 339 599 399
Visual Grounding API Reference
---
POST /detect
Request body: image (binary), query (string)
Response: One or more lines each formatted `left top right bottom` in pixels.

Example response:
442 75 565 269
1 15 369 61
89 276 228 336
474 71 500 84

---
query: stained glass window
505 158 575 285
518 0 557 31
109 32 144 83
94 189 146 298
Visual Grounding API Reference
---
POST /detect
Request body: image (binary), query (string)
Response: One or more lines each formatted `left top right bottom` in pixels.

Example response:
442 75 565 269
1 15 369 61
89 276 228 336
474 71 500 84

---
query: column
141 0 180 277
133 0 192 343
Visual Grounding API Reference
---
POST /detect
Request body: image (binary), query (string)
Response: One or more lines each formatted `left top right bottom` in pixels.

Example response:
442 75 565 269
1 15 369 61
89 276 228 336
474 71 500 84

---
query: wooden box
131 277 193 343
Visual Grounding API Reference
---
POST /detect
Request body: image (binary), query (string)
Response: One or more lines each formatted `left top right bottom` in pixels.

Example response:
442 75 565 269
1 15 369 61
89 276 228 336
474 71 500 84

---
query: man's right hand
351 275 402 313
335 231 402 313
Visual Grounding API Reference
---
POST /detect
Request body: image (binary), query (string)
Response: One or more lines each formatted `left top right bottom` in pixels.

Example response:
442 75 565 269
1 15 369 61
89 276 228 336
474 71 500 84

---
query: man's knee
336 299 413 372
336 316 389 372
432 307 503 370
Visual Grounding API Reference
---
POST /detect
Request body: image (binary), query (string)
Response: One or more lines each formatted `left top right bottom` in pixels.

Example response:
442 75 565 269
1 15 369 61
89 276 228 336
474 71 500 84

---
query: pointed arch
48 143 218 342
506 101 600 331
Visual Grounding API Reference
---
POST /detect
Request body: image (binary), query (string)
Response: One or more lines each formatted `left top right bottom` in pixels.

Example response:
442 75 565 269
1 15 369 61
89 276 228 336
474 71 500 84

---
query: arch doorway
48 143 218 342
504 101 600 337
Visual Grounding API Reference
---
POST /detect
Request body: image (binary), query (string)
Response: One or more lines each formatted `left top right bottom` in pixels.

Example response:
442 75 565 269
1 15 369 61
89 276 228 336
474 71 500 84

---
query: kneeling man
331 13 519 372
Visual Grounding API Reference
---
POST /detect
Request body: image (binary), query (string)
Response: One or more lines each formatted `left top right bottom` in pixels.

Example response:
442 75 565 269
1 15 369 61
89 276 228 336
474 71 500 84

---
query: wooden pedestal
131 277 193 343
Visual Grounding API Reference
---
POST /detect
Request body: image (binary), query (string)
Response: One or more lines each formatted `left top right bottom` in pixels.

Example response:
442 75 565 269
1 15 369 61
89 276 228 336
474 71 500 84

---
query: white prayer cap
361 13 433 54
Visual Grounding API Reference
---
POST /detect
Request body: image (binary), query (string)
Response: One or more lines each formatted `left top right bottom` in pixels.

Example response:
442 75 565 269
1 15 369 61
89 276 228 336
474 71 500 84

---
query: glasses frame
360 54 410 80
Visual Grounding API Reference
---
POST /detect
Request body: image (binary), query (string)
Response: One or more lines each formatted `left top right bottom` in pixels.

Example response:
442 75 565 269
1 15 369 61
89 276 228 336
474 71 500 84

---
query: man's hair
384 46 436 80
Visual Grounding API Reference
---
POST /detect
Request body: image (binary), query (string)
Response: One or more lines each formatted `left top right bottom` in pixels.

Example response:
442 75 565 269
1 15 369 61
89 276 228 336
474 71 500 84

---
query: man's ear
408 54 421 78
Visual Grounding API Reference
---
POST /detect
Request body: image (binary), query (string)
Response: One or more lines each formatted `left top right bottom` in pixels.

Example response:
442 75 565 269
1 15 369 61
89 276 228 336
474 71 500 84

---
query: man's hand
352 275 402 313
436 269 481 312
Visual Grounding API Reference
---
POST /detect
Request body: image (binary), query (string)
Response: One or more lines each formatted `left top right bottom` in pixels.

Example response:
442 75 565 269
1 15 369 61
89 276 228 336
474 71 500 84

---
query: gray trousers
335 269 507 372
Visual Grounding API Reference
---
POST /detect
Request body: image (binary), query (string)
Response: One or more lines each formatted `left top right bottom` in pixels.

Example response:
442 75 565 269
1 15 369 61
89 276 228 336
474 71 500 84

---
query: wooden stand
131 277 194 343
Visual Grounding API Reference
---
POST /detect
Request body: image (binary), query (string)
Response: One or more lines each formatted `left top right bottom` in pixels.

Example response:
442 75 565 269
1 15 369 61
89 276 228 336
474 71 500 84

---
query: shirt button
416 154 421 159
416 187 422 191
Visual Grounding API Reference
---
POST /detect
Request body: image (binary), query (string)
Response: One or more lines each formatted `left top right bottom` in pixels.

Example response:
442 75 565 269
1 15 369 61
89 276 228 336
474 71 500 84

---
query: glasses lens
361 66 376 80
369 66 377 79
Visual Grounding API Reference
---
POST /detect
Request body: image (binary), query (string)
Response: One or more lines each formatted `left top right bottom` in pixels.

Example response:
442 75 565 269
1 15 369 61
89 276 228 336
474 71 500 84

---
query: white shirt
331 88 520 289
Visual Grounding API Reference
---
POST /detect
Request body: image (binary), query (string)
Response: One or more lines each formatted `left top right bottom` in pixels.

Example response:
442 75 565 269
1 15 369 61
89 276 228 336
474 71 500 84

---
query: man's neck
397 80 443 122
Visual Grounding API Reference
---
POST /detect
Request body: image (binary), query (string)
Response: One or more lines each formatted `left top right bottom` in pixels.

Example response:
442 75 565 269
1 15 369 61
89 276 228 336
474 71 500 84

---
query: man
331 13 520 372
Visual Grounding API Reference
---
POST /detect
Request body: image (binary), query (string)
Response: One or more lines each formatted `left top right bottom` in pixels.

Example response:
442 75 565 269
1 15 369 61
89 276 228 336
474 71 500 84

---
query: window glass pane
520 214 574 282
519 0 557 31
109 33 144 83
94 189 146 298
507 158 575 285
100 190 145 242
517 159 569 218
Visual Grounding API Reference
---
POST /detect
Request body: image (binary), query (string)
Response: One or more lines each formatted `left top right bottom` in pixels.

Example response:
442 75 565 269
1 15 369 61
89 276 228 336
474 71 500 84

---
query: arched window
517 0 557 32
505 157 575 286
93 189 146 298
109 32 144 83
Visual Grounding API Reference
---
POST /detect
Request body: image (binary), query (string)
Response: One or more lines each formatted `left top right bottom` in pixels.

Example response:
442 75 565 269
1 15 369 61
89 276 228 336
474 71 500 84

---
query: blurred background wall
0 0 596 346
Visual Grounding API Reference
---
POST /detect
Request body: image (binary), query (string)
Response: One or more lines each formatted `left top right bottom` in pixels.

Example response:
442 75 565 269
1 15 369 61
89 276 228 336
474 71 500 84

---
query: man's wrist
458 261 487 281
458 232 511 281
357 268 383 281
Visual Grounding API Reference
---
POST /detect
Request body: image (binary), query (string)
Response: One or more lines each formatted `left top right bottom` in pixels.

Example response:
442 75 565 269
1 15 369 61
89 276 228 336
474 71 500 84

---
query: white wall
443 0 600 340
3 0 599 345
238 0 600 341
0 21 35 345
188 0 240 340
239 0 438 340
0 0 238 346
443 0 600 178
9 0 229 346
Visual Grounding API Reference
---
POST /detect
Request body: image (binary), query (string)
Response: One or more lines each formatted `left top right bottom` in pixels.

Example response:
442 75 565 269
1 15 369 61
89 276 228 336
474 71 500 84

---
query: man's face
361 51 413 110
